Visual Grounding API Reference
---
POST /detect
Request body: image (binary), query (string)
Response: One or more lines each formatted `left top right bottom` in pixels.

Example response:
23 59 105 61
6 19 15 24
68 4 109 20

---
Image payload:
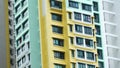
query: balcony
17 43 29 59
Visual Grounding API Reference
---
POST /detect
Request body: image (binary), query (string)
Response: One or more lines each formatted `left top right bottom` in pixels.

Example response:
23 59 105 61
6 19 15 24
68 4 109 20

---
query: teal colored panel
28 0 42 68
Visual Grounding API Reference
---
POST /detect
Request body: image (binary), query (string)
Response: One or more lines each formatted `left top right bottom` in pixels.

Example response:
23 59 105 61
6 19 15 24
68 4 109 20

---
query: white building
101 0 120 68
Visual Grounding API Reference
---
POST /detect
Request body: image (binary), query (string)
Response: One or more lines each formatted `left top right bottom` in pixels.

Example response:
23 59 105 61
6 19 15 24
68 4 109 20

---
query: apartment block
5 0 120 68
39 0 104 68
8 0 16 68
66 0 104 68
101 0 120 68
14 0 42 68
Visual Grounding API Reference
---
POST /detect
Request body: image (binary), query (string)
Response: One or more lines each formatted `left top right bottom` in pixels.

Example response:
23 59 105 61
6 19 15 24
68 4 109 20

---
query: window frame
74 12 82 21
82 3 92 11
52 25 63 34
51 13 62 21
77 50 85 59
76 37 84 46
69 1 79 9
50 0 62 9
84 26 93 35
86 52 95 61
53 38 64 46
54 51 65 59
83 14 91 23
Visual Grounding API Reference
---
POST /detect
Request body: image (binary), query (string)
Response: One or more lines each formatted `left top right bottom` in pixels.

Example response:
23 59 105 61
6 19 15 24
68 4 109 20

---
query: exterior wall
40 0 71 68
40 0 68 68
0 0 10 68
14 0 42 68
101 0 120 68
28 0 42 68
8 0 16 68
39 0 103 68
66 0 99 67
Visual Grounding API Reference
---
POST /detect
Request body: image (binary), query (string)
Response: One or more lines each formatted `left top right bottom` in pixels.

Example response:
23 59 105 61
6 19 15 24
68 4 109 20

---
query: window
17 48 21 56
28 65 31 68
22 8 28 18
53 38 64 46
70 37 74 44
72 63 76 68
17 37 22 46
54 64 65 68
28 53 30 61
85 39 93 47
86 52 94 60
68 12 72 19
54 51 64 59
10 49 13 55
10 59 14 65
77 50 85 58
8 1 12 7
22 19 28 29
84 26 92 35
99 61 104 68
9 29 13 35
16 15 22 24
17 59 21 67
94 13 99 23
95 25 101 35
96 37 102 47
21 0 27 6
50 0 62 9
69 1 79 8
82 3 92 11
16 26 22 35
69 25 73 32
52 13 62 21
15 4 21 13
78 63 86 68
22 56 26 63
9 10 12 16
52 26 63 34
21 44 25 51
97 49 103 59
93 2 98 11
27 42 30 49
10 39 13 45
87 64 95 68
75 24 83 33
15 0 17 2
9 19 12 26
74 12 81 21
83 14 91 23
71 50 75 57
76 37 83 45
23 31 29 40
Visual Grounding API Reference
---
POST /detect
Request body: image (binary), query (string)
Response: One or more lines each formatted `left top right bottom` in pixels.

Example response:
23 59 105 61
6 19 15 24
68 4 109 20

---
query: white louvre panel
103 1 114 12
106 35 117 45
104 12 115 23
107 47 120 58
108 59 120 68
105 23 116 34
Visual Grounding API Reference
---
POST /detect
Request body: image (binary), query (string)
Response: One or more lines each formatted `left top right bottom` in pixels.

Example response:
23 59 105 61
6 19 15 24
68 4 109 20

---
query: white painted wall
101 0 120 68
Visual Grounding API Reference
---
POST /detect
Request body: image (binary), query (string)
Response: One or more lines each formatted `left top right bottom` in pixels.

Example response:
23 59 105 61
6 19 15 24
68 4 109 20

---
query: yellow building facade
39 0 99 68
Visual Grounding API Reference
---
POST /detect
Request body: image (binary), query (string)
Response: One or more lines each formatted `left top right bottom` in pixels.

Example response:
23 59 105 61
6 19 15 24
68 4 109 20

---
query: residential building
14 0 42 68
39 0 104 68
101 0 120 68
6 0 120 68
8 0 16 68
